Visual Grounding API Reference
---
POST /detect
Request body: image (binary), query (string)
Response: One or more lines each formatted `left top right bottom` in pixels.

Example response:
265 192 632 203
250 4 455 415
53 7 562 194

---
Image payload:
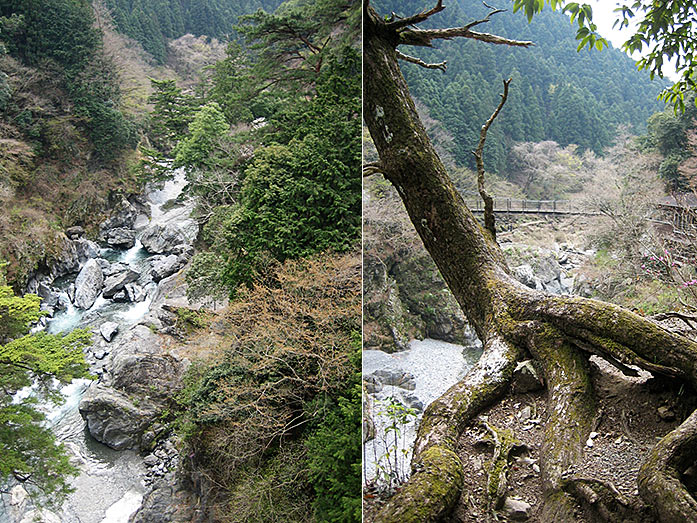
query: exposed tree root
363 2 697 520
376 337 522 522
638 408 697 522
526 323 596 521
562 477 636 521
483 420 520 510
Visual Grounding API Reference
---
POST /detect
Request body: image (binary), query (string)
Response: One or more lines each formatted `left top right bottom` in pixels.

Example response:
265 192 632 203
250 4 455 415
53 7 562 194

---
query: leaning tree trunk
363 4 697 521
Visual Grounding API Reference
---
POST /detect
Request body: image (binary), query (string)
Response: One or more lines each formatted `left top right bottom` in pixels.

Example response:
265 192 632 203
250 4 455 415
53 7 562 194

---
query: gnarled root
638 408 697 522
525 323 597 521
562 477 636 521
375 335 522 522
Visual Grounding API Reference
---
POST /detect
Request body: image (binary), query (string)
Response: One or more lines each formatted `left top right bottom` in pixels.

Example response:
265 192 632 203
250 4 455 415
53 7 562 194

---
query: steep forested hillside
374 0 669 173
103 0 283 62
136 0 362 519
0 0 138 285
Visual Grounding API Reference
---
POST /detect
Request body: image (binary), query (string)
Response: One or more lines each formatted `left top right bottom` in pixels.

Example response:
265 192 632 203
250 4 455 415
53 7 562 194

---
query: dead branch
651 311 697 329
385 0 445 30
395 50 447 72
473 77 510 240
399 27 533 47
363 161 384 177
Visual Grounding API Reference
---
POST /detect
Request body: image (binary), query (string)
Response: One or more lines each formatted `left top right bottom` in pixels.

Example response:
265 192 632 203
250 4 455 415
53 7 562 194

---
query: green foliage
511 0 697 112
148 79 196 150
375 0 668 173
645 111 687 155
173 307 208 333
186 251 229 305
658 152 687 191
371 396 418 493
0 270 91 501
0 0 99 69
173 102 229 170
208 42 268 123
0 283 43 343
641 94 697 190
0 0 137 161
213 47 361 289
305 345 361 522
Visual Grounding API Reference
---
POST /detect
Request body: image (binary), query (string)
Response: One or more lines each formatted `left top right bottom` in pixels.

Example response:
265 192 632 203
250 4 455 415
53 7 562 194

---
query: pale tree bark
363 1 697 520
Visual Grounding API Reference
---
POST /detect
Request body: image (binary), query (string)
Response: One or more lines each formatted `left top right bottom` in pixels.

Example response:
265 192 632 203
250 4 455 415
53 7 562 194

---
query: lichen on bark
363 0 697 520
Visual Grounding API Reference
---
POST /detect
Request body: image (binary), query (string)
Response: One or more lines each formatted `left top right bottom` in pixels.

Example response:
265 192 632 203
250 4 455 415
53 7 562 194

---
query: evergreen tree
0 269 91 501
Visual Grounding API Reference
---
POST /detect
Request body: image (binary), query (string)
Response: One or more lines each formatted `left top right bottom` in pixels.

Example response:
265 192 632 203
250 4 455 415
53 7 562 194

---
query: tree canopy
512 0 697 111
373 0 668 173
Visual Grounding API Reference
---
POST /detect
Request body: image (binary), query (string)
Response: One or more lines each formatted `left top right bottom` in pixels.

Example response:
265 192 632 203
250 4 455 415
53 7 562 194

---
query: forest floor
364 338 697 522
451 353 694 522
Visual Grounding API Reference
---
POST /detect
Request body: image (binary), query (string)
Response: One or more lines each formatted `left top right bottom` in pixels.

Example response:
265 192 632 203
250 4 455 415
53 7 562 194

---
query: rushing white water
116 296 153 323
1 165 193 523
120 239 146 265
144 168 192 226
363 338 483 487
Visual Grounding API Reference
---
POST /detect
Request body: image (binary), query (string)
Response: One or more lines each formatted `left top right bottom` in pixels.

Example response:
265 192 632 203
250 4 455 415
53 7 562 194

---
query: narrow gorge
2 167 202 523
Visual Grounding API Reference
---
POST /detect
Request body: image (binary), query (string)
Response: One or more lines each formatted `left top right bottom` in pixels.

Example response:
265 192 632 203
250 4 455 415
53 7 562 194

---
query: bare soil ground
365 353 696 522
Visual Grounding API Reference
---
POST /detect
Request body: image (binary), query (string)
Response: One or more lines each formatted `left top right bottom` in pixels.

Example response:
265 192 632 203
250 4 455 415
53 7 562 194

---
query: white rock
73 258 103 309
100 321 119 342
10 484 28 507
502 497 532 520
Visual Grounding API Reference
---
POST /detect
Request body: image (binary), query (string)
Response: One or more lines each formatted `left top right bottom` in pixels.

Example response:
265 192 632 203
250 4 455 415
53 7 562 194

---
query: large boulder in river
103 268 140 298
79 325 186 450
36 282 59 308
74 238 99 264
140 222 198 254
79 384 158 451
99 321 119 342
150 254 186 282
48 234 81 279
73 259 103 309
112 353 185 401
104 227 136 249
99 198 138 234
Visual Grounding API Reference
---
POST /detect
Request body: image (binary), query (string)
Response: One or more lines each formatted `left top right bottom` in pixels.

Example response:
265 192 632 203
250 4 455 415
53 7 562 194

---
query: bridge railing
462 197 579 214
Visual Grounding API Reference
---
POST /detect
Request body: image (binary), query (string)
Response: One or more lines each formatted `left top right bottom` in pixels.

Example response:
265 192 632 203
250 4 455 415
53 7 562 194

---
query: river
1 168 195 523
363 338 483 489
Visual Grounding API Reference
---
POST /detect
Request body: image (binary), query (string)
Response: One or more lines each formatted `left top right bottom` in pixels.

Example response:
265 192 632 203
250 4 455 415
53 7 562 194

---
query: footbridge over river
462 195 600 216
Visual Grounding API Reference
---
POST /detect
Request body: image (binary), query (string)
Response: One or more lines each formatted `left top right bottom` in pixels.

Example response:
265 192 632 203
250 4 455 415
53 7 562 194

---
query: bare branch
393 2 533 47
396 50 447 72
400 27 534 47
472 77 510 240
386 0 445 30
461 2 505 31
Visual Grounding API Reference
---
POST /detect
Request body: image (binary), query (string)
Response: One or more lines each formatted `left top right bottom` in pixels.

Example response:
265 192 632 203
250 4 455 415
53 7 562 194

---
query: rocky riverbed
1 168 202 523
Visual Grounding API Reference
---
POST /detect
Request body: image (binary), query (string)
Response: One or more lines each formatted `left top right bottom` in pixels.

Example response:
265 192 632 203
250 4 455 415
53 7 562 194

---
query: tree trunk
364 4 697 521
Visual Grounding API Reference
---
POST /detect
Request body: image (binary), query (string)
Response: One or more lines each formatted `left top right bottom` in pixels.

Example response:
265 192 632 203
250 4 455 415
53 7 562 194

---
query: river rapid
1 168 195 523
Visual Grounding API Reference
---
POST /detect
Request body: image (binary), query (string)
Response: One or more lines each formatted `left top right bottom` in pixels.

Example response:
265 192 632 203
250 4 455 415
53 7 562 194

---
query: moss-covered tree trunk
363 3 697 521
